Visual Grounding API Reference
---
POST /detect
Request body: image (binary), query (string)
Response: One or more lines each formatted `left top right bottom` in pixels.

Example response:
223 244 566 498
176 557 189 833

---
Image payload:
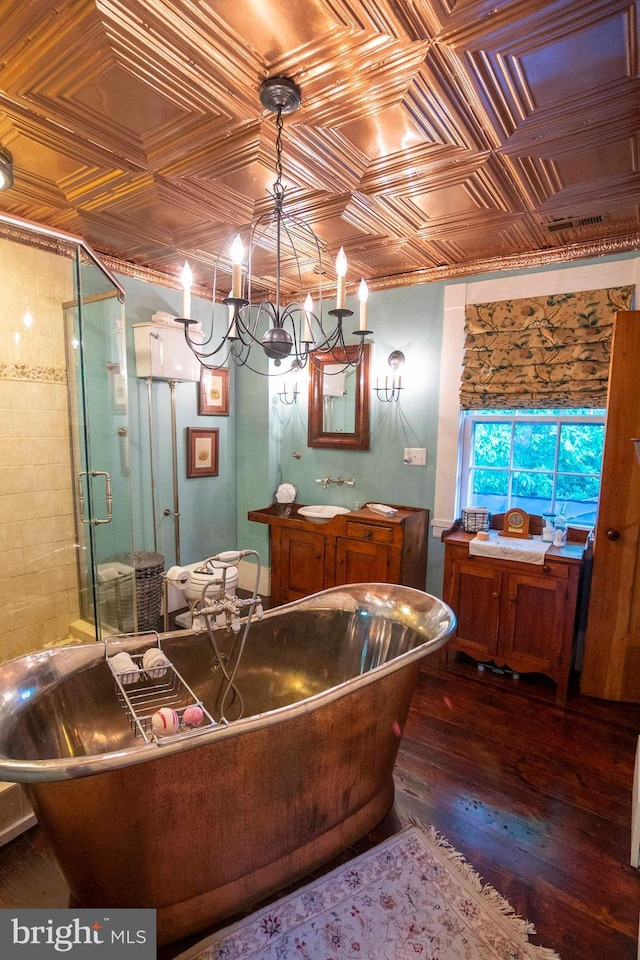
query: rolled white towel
109 652 139 685
142 648 171 678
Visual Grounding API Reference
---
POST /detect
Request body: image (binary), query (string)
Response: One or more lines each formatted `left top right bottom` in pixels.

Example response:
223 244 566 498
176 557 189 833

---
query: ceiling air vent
547 215 605 233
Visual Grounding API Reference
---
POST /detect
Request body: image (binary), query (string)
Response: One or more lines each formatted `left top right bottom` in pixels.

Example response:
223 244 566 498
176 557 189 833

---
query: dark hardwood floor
1 652 639 959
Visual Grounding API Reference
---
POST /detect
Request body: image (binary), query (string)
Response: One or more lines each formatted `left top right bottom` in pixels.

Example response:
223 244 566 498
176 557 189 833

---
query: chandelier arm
191 342 233 371
176 319 231 359
309 332 368 371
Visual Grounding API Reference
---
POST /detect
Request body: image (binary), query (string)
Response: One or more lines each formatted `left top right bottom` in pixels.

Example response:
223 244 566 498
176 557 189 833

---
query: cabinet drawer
345 521 393 543
459 551 570 580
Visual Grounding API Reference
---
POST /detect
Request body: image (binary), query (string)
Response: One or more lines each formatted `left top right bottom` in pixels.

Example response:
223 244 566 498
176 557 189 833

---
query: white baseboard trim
0 782 37 847
0 810 37 847
238 559 271 597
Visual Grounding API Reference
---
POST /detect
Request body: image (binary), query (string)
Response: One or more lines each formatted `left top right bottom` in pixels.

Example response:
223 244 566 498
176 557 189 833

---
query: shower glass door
66 250 135 639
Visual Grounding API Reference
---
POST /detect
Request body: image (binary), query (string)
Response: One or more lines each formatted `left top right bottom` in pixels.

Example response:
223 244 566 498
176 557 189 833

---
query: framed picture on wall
187 428 219 478
198 367 229 416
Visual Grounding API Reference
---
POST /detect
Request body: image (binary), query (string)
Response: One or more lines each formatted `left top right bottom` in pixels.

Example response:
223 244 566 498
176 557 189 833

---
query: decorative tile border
0 361 67 383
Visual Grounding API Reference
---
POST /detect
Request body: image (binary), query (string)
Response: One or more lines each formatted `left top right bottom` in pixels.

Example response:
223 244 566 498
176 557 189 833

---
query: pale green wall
119 275 237 568
234 359 272 564
240 281 446 594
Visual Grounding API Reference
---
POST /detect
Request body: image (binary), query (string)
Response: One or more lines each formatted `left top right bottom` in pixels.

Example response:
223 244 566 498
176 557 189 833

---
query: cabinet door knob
491 592 498 599
364 529 373 539
606 528 620 541
543 564 550 573
315 553 322 560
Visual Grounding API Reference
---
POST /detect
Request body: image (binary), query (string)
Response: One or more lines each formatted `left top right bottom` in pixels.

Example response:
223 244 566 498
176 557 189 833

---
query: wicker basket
461 508 491 533
101 551 165 633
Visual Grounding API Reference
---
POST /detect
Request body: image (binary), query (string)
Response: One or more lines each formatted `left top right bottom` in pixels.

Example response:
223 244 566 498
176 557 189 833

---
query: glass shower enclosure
64 259 136 638
0 213 135 652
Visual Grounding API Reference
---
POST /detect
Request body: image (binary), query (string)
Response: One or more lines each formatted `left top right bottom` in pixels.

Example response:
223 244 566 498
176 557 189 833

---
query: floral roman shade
460 285 634 409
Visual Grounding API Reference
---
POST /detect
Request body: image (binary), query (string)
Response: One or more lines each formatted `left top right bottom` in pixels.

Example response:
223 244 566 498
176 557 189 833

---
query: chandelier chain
273 107 285 202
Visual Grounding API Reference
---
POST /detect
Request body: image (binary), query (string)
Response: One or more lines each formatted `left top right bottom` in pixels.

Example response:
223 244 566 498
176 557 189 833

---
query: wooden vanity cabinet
442 528 588 699
248 504 429 606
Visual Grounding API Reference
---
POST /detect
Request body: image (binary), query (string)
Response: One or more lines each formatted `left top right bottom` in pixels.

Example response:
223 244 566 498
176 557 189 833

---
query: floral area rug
175 822 560 960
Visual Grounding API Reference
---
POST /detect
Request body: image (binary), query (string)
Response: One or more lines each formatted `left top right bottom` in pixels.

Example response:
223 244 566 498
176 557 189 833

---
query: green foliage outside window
466 410 605 525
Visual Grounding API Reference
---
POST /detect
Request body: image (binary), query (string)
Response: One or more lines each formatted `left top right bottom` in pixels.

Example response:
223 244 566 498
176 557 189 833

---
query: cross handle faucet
315 476 356 489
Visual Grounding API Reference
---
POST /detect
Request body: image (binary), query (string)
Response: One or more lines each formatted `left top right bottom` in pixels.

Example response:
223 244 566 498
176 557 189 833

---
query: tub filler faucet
191 550 263 635
188 549 264 723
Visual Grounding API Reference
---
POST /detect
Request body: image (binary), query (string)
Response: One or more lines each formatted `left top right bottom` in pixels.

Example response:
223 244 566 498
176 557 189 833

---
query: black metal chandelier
175 77 372 375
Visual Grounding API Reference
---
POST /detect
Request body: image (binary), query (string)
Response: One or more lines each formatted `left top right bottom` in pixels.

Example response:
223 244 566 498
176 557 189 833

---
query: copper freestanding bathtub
0 584 454 945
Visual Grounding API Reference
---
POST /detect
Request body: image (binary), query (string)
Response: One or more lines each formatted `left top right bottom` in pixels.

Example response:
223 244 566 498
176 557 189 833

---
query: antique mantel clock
499 508 532 539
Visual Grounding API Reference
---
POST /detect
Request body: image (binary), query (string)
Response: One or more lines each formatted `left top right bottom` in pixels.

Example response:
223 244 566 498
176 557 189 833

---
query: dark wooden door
581 311 640 701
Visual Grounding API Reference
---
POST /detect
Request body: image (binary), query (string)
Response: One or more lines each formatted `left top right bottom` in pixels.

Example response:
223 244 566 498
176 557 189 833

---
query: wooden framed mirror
307 343 370 450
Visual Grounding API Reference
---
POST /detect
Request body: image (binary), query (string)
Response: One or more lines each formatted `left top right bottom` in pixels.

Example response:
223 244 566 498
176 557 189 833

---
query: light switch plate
404 447 426 465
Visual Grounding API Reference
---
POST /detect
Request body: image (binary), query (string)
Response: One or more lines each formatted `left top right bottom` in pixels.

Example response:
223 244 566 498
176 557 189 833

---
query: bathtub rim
0 583 455 783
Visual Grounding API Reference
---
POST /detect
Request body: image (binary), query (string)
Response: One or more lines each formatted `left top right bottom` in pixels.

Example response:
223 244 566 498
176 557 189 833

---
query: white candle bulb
227 291 237 338
180 261 192 319
358 279 369 331
302 292 313 342
335 247 348 309
230 235 244 298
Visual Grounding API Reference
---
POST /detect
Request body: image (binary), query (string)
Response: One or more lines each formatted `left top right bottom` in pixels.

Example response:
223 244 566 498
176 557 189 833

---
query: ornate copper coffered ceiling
0 0 638 298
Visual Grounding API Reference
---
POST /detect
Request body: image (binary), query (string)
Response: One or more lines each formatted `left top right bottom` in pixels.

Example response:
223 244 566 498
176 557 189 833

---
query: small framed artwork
199 367 229 416
187 428 219 478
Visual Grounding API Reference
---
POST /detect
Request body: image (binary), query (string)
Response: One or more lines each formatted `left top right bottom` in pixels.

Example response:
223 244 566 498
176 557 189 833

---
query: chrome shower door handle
76 470 113 525
92 470 113 525
76 471 88 524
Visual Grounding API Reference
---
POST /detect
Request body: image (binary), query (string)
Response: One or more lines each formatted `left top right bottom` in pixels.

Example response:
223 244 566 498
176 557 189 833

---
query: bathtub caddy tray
105 633 217 744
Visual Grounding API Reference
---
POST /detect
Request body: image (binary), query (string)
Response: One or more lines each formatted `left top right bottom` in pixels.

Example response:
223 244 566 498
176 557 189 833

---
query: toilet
167 559 240 629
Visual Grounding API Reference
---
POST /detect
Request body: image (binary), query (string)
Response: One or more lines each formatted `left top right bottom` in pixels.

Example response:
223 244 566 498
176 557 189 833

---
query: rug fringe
407 815 562 960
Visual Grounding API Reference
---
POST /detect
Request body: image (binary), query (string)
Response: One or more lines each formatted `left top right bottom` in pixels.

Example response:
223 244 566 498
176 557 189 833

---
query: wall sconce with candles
375 350 405 403
277 381 299 405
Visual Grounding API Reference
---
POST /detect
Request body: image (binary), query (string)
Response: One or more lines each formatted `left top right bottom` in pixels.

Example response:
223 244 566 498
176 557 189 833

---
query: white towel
109 652 139 684
468 532 552 565
142 648 170 678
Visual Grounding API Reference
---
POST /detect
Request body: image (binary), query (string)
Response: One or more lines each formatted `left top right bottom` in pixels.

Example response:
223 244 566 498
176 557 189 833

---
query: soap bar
366 502 397 516
476 530 489 541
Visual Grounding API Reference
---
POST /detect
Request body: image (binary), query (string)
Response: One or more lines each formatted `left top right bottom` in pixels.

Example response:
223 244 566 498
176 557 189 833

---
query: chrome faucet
315 476 356 489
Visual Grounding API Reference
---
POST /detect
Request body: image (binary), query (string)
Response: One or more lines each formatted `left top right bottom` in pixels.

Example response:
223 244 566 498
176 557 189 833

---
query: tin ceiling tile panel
0 0 638 293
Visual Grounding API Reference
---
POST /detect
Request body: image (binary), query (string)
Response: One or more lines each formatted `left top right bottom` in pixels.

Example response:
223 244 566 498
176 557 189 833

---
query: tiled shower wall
0 238 79 662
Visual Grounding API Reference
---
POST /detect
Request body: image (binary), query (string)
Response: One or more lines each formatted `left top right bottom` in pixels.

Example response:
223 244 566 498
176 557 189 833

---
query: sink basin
298 505 351 520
